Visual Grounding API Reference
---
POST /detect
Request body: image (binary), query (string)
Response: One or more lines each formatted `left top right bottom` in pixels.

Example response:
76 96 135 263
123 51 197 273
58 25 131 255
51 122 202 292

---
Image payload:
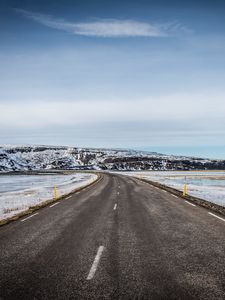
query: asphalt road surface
0 173 225 300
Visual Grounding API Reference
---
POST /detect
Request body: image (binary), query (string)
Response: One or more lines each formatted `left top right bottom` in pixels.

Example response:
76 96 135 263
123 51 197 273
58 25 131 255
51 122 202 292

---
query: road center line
185 201 196 207
21 213 38 222
208 212 225 222
113 203 117 210
87 246 105 280
50 202 59 208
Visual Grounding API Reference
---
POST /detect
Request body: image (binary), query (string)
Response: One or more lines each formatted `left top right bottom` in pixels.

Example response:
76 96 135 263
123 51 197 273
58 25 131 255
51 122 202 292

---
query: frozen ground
0 173 97 221
120 171 225 207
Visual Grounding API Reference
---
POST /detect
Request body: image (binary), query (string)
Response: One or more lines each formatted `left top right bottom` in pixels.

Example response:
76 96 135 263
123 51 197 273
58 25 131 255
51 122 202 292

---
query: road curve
0 173 225 299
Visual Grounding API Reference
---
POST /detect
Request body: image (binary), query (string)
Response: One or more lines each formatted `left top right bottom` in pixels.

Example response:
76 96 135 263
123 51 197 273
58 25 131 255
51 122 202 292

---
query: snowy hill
0 145 224 172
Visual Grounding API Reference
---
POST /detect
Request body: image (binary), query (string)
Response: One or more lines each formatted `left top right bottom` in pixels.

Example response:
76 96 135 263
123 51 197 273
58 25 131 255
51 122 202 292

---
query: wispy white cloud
14 8 186 38
1 92 225 128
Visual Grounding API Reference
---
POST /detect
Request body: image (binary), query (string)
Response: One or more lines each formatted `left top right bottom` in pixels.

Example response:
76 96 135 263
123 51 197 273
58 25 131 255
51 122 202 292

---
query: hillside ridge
0 145 224 172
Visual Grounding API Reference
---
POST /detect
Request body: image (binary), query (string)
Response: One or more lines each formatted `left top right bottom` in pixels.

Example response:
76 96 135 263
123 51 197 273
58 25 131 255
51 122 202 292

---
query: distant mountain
0 145 224 172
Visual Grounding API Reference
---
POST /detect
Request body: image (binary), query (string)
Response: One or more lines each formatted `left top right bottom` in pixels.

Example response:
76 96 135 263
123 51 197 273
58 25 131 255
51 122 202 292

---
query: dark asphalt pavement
0 173 225 299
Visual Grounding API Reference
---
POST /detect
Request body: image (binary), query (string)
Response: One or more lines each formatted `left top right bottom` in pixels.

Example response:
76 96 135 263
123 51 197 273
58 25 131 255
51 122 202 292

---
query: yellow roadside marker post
183 176 187 196
53 185 58 200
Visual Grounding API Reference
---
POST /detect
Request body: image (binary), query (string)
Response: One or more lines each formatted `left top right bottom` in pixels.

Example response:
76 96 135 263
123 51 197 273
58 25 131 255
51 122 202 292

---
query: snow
119 171 225 207
0 145 216 172
0 173 97 221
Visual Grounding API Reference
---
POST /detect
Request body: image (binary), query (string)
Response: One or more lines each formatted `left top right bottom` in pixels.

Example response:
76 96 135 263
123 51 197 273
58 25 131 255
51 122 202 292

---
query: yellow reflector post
183 183 187 196
53 185 58 200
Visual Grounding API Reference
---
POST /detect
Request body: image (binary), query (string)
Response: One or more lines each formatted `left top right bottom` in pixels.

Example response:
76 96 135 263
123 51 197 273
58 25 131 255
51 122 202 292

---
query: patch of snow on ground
0 173 97 220
120 171 225 207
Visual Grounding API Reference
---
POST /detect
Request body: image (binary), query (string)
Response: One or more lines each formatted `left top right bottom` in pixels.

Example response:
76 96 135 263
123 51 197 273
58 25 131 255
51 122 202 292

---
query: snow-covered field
121 171 225 207
0 173 97 220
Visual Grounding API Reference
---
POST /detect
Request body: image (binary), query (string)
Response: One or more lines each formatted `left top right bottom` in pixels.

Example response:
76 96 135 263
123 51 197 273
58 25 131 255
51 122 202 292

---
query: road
0 173 225 299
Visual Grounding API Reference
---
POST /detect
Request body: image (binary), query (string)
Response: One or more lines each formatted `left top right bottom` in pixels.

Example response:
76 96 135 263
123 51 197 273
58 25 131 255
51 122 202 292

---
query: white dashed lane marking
21 213 38 222
185 201 196 207
50 202 59 208
208 212 225 222
113 204 117 210
87 246 105 280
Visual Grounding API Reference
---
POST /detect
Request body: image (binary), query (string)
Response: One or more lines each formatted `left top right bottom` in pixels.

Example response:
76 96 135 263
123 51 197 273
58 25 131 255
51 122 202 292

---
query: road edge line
133 176 225 218
0 173 102 227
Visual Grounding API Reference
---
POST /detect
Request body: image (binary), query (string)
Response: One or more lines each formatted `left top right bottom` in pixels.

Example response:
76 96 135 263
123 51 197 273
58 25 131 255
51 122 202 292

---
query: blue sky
1 0 225 158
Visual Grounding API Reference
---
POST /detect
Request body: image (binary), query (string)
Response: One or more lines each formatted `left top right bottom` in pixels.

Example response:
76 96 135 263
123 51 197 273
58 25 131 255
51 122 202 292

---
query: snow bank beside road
120 171 225 207
0 173 97 221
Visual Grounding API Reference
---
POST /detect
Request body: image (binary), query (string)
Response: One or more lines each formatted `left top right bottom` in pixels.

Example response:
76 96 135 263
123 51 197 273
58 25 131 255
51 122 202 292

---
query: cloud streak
1 93 225 128
15 8 185 38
